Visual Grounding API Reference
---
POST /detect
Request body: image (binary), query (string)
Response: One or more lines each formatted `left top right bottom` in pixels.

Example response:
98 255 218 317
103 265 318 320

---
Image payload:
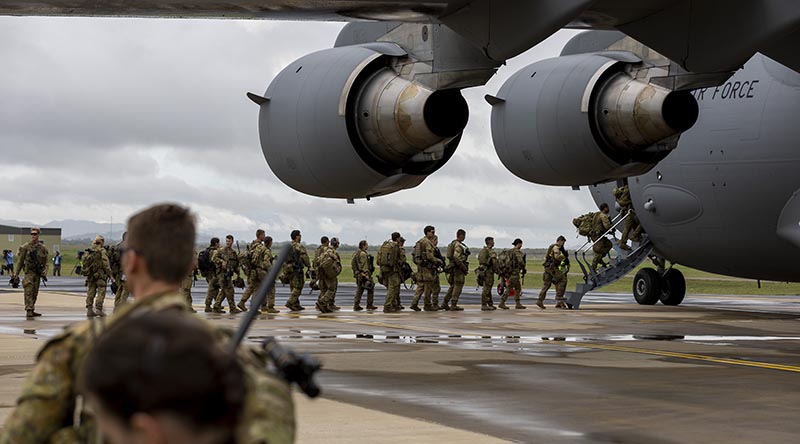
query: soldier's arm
356 252 367 274
300 250 311 268
211 250 224 269
13 246 25 276
452 245 467 267
43 247 50 276
101 250 112 277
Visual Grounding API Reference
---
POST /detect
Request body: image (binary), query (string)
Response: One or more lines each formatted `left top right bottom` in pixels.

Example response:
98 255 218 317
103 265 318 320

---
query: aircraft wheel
632 268 661 305
659 269 686 306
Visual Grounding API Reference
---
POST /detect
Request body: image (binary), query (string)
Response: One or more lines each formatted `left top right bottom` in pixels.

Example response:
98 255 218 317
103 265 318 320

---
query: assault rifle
521 253 527 285
29 247 47 287
229 244 321 398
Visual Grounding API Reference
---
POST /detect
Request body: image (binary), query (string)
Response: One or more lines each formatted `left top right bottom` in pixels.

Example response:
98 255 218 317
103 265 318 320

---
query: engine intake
489 53 698 186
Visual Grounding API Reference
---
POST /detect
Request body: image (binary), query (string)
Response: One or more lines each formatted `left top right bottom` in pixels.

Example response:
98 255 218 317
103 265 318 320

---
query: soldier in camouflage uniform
431 235 444 309
381 232 404 313
500 239 527 309
477 236 498 310
352 240 376 311
591 203 613 271
313 237 329 311
202 237 221 312
0 203 296 444
443 229 469 311
258 236 279 313
12 227 49 318
614 185 644 251
112 232 130 311
181 255 197 312
84 236 112 317
411 225 443 311
285 230 311 311
212 235 241 314
238 229 268 312
317 238 342 313
538 235 570 309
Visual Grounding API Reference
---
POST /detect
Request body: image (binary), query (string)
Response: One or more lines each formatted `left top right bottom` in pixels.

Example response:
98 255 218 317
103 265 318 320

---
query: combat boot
354 305 363 311
515 302 527 309
86 306 97 317
450 305 464 311
536 301 546 310
331 305 341 311
555 302 567 309
25 310 41 318
266 307 280 314
212 306 225 314
229 306 241 314
423 305 436 312
367 305 378 311
95 307 107 317
383 307 400 313
441 303 450 311
410 304 421 311
481 305 495 311
237 301 247 312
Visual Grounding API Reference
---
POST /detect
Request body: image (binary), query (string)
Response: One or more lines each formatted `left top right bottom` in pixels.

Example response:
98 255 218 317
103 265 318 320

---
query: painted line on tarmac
543 341 800 373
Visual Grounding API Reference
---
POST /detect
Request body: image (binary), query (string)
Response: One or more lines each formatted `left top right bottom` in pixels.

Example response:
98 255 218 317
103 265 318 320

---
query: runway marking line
316 317 800 374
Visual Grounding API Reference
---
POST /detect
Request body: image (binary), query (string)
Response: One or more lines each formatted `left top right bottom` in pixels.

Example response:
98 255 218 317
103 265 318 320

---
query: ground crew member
181 256 198 313
443 229 469 311
500 239 526 309
0 203 296 444
591 203 613 271
211 235 241 314
477 237 498 310
285 230 311 311
112 232 130 311
538 235 570 309
238 229 268 312
381 232 403 313
84 236 112 317
12 227 48 318
52 251 62 276
614 185 644 251
411 225 443 311
317 237 342 312
202 237 221 312
352 240 376 311
259 236 279 313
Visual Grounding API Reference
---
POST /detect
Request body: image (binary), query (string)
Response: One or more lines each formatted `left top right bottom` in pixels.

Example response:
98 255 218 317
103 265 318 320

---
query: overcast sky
0 17 595 248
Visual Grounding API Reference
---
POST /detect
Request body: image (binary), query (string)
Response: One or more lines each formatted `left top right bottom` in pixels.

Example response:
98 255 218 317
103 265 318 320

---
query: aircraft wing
2 1 798 73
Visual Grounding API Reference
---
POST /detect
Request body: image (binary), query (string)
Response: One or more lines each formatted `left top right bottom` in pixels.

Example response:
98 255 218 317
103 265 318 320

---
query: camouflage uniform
212 245 241 313
477 246 497 309
591 211 613 270
352 249 375 310
181 269 196 312
381 240 403 313
85 245 112 314
0 292 296 444
239 240 268 310
538 244 569 308
317 246 342 312
500 248 526 309
285 240 310 311
411 236 442 311
14 241 48 314
443 240 469 310
110 241 129 310
203 245 221 311
313 244 328 310
614 185 644 249
260 246 278 312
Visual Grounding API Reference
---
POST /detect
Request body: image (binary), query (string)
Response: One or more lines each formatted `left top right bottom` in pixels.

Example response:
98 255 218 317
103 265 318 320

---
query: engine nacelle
255 44 468 199
489 53 698 186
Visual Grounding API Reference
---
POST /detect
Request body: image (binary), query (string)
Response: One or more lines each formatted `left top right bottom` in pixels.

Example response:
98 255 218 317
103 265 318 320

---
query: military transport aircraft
3 1 799 307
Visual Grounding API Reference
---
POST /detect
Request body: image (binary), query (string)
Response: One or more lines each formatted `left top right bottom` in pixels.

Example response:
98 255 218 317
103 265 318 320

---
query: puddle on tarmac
0 326 62 338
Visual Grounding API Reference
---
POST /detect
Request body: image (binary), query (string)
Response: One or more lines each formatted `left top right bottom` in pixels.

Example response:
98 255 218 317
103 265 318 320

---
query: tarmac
1 276 799 443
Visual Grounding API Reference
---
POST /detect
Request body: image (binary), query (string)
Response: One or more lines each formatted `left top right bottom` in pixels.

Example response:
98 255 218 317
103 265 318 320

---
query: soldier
397 237 409 310
313 236 329 311
614 185 644 251
12 227 48 318
317 237 342 313
238 229 268 312
477 236 498 311
259 236 279 313
285 230 311 311
379 232 403 313
111 231 130 311
443 229 469 311
538 235 570 309
352 240 376 311
591 203 613 271
430 236 445 310
0 203 296 444
52 251 62 276
181 258 198 313
201 237 221 313
500 239 527 310
84 236 112 317
411 225 442 311
212 235 241 314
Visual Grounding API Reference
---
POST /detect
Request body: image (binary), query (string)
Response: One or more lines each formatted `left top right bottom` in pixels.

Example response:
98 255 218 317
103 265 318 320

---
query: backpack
496 249 513 277
197 248 213 277
107 245 121 276
412 239 424 265
318 250 341 278
81 248 102 278
573 212 596 237
376 241 398 271
80 250 93 277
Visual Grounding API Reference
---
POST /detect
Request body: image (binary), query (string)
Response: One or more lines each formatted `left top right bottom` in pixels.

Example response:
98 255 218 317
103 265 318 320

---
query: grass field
48 244 800 296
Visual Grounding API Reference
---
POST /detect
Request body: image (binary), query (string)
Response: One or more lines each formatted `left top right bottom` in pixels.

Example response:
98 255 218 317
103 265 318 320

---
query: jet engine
253 43 468 199
489 53 699 186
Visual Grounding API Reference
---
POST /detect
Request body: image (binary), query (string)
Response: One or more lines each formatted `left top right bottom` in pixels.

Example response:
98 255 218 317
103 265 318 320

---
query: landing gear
659 268 686 306
633 268 661 305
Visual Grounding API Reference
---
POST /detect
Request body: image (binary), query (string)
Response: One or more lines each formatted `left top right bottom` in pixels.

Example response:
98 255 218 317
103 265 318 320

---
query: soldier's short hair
391 232 401 241
127 203 195 285
210 237 220 247
512 238 523 246
599 203 609 211
331 237 340 247
456 229 466 237
256 229 265 237
290 230 301 241
264 236 273 246
424 225 435 235
358 240 367 249
320 236 329 244
557 235 566 242
225 234 234 241
485 236 494 244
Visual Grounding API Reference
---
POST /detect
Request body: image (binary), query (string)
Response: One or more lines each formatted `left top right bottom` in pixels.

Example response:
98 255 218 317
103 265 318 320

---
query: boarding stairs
565 211 653 308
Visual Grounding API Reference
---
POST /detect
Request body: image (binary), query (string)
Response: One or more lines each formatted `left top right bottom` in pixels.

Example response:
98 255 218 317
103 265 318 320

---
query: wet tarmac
1 278 799 442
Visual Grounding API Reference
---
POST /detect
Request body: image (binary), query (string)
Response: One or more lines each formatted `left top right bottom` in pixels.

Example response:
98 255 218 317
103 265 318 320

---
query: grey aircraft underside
4 1 799 305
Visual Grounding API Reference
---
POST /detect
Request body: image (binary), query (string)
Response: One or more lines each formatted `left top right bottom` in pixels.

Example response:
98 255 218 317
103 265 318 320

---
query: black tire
633 268 661 305
659 269 686 306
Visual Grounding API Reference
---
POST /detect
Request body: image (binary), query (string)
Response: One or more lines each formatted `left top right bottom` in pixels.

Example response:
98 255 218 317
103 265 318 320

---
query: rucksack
80 250 93 277
412 239 424 265
197 248 213 277
81 248 102 278
318 249 341 278
107 245 121 276
376 241 398 271
573 212 596 237
496 249 513 277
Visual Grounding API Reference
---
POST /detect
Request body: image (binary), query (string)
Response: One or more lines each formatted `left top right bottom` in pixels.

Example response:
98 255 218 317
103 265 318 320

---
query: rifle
29 247 47 287
521 253 527 286
228 244 322 398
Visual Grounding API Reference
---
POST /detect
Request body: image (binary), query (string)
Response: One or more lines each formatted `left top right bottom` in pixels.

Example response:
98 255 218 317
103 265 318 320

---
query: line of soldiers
75 233 131 317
